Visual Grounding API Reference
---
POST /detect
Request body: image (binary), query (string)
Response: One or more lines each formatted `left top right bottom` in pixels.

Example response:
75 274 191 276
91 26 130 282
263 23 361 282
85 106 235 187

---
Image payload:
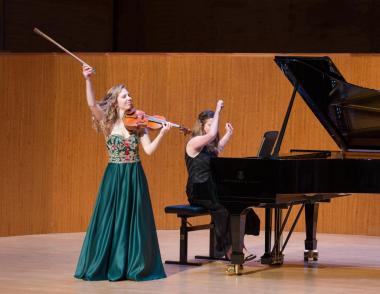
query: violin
123 109 191 135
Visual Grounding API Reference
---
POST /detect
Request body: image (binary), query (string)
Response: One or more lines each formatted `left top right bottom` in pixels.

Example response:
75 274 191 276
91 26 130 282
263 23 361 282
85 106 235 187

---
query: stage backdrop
1 53 380 237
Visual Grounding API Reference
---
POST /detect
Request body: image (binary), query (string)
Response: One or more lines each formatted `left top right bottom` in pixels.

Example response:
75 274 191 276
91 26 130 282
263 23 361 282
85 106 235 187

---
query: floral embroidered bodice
106 134 140 163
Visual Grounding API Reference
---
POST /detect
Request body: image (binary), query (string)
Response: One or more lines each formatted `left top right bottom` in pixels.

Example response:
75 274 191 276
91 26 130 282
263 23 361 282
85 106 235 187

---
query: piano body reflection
210 56 380 275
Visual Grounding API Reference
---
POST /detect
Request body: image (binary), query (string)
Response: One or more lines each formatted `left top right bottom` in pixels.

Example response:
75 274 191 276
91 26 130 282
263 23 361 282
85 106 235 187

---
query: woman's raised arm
83 65 104 122
218 122 233 153
186 100 224 155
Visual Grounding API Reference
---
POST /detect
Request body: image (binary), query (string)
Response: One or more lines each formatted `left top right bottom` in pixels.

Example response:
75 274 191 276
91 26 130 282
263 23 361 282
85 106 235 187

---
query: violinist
74 65 171 281
185 100 260 260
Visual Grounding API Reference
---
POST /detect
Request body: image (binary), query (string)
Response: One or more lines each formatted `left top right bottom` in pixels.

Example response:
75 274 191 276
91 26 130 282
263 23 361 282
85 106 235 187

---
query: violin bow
33 27 95 72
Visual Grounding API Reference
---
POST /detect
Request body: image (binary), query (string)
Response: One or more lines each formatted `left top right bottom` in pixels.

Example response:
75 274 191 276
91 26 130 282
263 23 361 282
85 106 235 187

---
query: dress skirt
74 161 166 281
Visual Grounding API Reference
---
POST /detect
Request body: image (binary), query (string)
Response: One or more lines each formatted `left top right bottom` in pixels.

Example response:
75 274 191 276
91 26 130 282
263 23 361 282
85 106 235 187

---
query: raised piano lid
275 56 380 152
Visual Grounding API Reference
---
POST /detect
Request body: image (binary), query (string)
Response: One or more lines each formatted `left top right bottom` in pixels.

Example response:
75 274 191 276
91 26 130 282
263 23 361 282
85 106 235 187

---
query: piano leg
226 212 246 275
273 208 284 264
304 203 319 261
261 207 284 265
261 208 273 263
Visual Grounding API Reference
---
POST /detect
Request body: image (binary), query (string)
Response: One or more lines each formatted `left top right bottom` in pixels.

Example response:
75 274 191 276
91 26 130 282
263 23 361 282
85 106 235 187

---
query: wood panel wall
1 53 380 237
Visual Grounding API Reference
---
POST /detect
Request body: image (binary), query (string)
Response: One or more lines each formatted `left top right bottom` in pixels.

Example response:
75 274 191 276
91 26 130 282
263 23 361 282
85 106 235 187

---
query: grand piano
210 56 380 274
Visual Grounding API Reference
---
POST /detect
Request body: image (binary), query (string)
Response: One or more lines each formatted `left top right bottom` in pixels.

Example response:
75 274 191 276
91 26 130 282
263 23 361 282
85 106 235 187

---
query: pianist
185 100 260 260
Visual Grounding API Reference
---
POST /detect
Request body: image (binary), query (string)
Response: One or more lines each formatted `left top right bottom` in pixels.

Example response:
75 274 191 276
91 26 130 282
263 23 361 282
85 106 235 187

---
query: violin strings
146 115 180 128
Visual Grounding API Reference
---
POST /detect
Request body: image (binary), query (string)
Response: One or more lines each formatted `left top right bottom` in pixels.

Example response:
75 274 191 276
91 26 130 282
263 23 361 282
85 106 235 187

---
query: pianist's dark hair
190 110 220 154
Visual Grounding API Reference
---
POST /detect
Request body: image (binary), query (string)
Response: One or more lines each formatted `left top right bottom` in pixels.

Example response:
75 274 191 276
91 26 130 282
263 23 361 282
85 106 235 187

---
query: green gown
74 134 166 281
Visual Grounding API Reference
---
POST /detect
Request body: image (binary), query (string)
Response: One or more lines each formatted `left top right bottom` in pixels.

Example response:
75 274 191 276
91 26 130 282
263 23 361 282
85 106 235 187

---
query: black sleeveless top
185 147 217 198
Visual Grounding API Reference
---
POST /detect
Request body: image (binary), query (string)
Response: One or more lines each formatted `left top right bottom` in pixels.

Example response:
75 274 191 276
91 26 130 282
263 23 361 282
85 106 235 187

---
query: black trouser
189 198 231 257
188 180 260 257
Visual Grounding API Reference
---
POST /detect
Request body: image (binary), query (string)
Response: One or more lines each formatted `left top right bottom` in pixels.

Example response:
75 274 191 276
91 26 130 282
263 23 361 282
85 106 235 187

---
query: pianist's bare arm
217 123 233 153
186 100 224 157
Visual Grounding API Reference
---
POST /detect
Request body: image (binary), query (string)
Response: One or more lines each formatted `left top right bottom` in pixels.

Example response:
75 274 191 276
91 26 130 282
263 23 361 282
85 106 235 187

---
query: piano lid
275 56 380 152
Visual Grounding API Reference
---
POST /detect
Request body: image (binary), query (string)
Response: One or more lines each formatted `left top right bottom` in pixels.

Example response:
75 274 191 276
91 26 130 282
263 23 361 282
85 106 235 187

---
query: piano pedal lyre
226 264 243 275
304 250 318 261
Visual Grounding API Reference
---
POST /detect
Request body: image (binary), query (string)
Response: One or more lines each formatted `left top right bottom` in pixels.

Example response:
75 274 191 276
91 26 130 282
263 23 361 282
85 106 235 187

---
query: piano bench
164 204 222 266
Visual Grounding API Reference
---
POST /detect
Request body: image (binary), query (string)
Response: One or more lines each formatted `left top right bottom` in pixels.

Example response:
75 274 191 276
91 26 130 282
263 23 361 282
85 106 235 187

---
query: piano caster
226 264 243 275
260 253 284 265
304 250 318 261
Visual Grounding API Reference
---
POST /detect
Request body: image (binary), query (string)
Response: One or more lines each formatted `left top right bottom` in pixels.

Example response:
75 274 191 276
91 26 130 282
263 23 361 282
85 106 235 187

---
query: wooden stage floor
0 230 379 294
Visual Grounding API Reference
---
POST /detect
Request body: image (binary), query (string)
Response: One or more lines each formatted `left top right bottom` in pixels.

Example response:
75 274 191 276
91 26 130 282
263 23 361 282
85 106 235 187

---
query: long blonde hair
190 110 220 153
92 84 126 135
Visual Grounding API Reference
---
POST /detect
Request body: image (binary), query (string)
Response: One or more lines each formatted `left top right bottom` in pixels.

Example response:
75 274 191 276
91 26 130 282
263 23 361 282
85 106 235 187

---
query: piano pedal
226 264 243 275
261 253 284 265
304 250 318 262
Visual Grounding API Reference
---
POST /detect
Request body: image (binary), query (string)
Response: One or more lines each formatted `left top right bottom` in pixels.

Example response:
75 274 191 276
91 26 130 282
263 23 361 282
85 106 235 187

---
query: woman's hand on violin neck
216 99 224 113
82 64 94 80
159 122 172 136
